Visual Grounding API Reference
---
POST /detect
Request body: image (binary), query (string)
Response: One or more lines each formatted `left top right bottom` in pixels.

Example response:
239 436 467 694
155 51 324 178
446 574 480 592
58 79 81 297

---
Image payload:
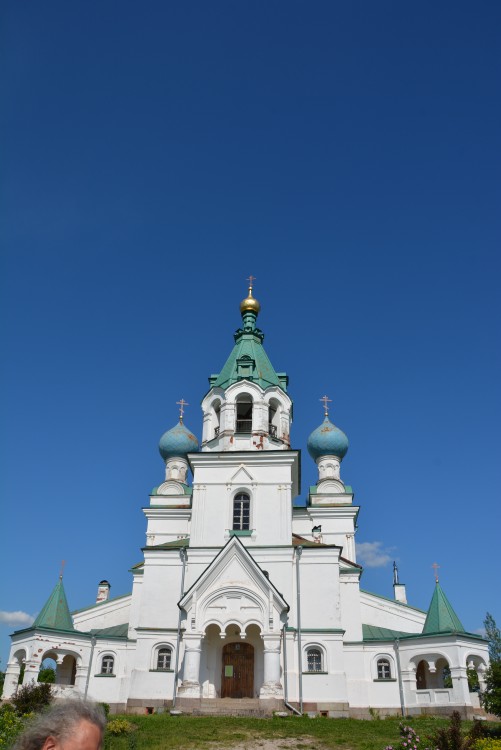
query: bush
474 741 501 750
384 722 432 750
106 719 136 736
0 705 27 749
428 711 483 750
11 681 54 715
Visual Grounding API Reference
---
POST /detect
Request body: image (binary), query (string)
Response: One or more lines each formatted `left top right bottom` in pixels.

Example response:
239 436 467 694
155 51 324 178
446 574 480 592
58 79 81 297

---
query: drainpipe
84 635 97 700
172 547 187 709
295 546 303 715
394 639 406 717
282 623 302 716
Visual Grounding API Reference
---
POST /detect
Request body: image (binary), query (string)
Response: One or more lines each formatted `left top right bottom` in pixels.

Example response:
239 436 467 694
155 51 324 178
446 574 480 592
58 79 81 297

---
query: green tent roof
33 577 74 631
422 582 465 635
211 332 286 391
208 299 288 394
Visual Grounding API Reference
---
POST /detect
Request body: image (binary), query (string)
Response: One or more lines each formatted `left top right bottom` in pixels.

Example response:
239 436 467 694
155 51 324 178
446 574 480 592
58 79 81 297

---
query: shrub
428 711 483 750
384 722 432 750
11 681 54 715
474 741 501 750
106 719 136 736
0 705 27 749
99 703 110 718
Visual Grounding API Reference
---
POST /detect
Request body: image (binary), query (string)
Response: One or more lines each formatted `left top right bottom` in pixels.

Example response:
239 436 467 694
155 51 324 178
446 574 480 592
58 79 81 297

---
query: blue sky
1 0 500 668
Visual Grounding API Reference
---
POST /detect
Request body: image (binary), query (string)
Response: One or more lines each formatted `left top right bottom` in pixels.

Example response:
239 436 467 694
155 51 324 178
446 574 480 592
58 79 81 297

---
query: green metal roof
422 582 465 635
362 624 411 641
33 577 74 631
143 537 190 550
209 317 287 393
90 623 129 639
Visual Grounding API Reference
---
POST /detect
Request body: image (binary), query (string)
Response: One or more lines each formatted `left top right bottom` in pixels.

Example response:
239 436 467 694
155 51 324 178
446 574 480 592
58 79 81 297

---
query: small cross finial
59 560 66 580
246 275 256 293
432 562 440 583
176 398 189 423
320 395 332 417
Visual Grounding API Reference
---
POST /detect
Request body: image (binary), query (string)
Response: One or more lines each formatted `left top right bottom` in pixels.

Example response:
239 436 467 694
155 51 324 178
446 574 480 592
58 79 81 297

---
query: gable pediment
179 537 288 632
229 465 255 484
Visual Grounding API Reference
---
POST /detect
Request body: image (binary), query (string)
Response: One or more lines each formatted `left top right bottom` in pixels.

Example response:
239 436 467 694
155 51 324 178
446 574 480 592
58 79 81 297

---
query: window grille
233 493 250 530
101 655 114 675
307 648 322 672
377 659 391 679
157 648 172 670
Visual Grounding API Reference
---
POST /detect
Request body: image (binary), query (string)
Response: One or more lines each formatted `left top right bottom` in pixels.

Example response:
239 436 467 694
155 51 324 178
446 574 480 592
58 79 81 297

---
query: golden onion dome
240 284 261 315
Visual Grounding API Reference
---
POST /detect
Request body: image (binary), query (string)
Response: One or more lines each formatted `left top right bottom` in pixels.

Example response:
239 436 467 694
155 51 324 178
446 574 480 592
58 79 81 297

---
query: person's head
12 701 106 750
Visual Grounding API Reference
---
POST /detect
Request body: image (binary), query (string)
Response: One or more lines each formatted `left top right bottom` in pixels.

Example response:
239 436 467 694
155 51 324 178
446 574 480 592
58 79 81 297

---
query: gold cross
246 275 256 291
59 560 66 580
432 562 440 583
176 398 189 423
320 395 332 416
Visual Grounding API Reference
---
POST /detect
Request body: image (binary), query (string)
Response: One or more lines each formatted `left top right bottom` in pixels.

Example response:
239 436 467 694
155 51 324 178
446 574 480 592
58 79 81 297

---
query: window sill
229 530 253 537
373 678 397 682
94 674 116 678
149 669 174 673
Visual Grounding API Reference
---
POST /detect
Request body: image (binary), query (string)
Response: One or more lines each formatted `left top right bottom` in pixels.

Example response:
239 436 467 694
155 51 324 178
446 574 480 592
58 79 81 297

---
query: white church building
4 284 489 717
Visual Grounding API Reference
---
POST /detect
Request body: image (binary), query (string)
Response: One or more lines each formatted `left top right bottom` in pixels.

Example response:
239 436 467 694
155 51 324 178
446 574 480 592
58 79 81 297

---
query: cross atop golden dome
240 275 261 315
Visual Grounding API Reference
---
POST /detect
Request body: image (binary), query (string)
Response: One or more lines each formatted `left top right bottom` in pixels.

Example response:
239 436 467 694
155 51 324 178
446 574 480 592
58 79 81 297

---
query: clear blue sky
1 0 500 668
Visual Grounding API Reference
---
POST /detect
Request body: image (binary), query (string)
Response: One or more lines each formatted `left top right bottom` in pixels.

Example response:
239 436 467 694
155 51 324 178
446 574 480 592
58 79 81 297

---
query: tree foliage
37 667 56 683
481 661 501 718
485 612 501 663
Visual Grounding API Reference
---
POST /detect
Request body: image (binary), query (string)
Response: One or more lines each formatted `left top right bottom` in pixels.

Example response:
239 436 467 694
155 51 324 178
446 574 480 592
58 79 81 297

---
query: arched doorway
221 642 254 698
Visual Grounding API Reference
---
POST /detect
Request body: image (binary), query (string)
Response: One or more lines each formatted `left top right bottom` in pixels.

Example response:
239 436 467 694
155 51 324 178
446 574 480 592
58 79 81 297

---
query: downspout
172 546 187 709
295 545 303 715
394 638 406 717
282 623 301 716
84 635 97 700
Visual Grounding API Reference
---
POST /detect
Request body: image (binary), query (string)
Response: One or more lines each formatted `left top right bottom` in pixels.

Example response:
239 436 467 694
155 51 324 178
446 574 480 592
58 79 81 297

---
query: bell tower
201 280 292 452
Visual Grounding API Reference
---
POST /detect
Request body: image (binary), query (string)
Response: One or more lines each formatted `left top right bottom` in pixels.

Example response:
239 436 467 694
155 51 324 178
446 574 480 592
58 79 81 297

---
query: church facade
4 285 489 717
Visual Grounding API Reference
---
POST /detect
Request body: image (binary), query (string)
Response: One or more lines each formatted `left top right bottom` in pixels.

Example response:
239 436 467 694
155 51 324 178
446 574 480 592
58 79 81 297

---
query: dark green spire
209 283 288 392
422 582 465 635
33 577 74 631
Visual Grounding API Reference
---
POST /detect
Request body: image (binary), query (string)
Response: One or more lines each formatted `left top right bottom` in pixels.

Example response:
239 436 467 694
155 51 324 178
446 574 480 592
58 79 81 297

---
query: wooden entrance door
220 642 254 698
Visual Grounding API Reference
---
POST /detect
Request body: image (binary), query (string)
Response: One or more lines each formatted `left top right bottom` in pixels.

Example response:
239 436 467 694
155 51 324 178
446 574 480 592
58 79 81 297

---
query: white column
23 659 40 685
260 634 282 697
450 666 472 704
178 635 202 697
2 660 22 699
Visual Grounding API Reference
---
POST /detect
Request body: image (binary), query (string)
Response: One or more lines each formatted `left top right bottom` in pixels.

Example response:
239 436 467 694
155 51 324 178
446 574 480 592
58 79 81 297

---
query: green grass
104 714 453 750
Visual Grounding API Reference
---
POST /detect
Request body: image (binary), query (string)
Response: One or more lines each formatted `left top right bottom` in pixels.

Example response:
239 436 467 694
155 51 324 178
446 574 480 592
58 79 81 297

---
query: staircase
177 697 284 716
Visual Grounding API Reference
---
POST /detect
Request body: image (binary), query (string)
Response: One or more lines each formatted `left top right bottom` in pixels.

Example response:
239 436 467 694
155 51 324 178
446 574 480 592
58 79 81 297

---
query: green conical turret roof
33 577 74 631
422 582 465 635
209 285 288 393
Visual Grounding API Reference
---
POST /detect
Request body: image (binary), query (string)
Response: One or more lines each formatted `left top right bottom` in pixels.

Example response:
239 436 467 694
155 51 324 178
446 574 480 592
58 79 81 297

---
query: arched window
233 493 250 530
100 655 114 675
377 658 391 680
268 400 280 438
306 648 323 672
213 400 221 437
236 395 253 433
157 647 172 671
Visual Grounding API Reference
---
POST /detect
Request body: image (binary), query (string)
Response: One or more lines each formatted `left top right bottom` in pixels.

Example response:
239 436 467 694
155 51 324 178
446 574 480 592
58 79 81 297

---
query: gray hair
12 701 106 750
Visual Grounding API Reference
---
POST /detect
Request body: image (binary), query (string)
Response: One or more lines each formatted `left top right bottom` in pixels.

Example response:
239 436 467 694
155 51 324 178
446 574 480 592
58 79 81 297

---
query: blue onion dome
158 421 199 460
307 417 349 461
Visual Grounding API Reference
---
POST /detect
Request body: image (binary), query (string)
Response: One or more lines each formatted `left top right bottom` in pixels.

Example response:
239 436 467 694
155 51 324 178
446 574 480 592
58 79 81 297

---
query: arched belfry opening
235 394 253 433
